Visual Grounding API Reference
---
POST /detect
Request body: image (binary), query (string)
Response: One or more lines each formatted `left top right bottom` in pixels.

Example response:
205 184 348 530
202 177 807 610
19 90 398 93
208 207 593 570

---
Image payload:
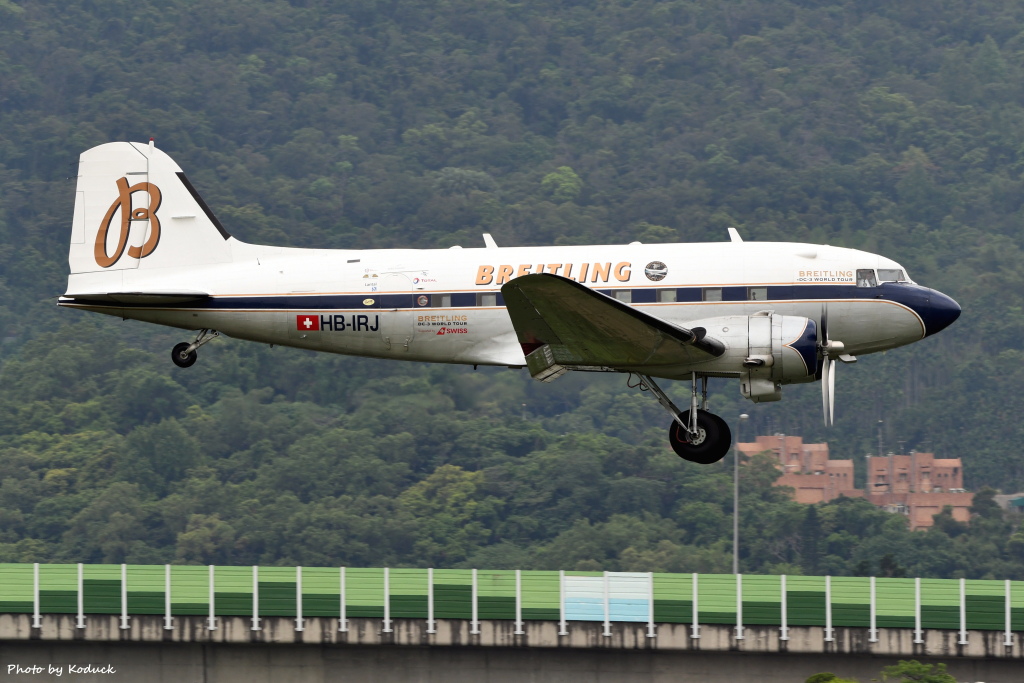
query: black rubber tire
669 409 732 464
171 342 198 368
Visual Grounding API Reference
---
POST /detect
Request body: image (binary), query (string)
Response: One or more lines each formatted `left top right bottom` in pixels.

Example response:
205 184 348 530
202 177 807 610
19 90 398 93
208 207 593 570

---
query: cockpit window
878 269 906 283
856 269 878 288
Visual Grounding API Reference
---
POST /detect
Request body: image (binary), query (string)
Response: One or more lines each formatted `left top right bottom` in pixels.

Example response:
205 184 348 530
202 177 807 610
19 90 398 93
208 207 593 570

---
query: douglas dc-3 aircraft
60 142 961 464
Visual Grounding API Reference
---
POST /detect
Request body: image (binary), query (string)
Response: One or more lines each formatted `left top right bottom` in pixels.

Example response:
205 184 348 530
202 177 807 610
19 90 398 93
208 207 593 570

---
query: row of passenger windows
428 288 769 307
425 274 906 307
614 287 768 304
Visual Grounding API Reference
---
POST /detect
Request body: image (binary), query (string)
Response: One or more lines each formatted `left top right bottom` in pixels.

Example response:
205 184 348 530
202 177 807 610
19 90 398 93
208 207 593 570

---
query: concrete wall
1 615 1022 682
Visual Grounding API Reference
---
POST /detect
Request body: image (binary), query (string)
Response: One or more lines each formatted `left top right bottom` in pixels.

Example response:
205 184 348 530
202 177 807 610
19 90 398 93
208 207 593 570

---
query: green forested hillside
2 0 1024 576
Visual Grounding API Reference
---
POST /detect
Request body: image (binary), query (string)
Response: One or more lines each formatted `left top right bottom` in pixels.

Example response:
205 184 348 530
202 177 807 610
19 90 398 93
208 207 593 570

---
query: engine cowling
739 311 817 402
674 312 818 402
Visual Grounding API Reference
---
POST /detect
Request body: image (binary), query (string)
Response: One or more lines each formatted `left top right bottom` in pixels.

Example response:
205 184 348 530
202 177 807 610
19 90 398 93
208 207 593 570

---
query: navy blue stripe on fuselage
78 283 924 312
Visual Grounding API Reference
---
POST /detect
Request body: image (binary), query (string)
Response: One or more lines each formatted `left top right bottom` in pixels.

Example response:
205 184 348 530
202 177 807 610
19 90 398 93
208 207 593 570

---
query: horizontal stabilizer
61 291 210 305
501 274 724 373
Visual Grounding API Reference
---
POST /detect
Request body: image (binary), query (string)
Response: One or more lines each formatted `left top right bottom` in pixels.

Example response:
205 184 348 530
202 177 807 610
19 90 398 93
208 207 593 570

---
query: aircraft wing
501 274 724 378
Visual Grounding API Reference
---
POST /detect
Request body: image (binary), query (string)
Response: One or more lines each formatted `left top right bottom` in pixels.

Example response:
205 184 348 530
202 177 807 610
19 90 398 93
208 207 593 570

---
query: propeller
818 305 843 427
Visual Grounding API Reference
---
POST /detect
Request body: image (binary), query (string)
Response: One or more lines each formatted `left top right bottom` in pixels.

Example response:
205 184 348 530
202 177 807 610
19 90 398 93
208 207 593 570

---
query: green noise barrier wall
1 564 1023 643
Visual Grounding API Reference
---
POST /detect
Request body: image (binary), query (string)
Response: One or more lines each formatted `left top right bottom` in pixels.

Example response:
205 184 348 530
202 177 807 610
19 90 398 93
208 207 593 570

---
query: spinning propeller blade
827 358 835 426
818 305 837 427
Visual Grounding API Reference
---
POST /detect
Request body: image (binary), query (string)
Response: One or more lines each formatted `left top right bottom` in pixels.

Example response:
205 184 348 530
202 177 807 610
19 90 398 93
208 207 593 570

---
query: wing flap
501 274 723 369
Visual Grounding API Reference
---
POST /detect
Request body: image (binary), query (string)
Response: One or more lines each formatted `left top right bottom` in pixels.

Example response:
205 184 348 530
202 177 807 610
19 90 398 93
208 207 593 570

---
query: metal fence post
869 576 878 643
427 568 436 634
958 577 967 645
471 568 480 635
295 566 304 632
824 575 834 642
914 577 923 644
734 573 744 640
251 566 260 631
646 572 656 639
515 569 524 635
1005 579 1013 648
32 563 40 629
602 571 611 637
339 567 348 633
691 573 700 639
164 564 173 631
383 567 392 633
558 570 567 636
207 565 216 631
780 575 789 641
163 565 172 630
77 563 85 629
120 564 129 630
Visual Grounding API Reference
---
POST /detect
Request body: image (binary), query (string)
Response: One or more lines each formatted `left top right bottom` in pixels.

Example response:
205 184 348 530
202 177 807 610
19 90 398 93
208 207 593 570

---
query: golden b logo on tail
94 177 162 268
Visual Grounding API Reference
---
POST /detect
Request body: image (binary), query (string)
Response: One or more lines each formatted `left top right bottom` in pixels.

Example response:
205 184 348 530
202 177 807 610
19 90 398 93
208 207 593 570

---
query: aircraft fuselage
62 239 959 380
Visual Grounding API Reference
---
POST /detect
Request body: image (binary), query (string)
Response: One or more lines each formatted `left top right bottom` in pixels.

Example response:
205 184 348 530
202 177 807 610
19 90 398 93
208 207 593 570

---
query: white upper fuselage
64 236 945 378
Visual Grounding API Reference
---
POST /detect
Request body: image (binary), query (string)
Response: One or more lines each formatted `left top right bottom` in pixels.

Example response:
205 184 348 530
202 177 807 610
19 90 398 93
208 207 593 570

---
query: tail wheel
669 410 732 464
171 342 198 368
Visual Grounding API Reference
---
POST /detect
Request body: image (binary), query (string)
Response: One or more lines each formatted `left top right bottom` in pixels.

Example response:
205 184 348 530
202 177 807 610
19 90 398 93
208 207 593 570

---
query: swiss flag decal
296 315 319 331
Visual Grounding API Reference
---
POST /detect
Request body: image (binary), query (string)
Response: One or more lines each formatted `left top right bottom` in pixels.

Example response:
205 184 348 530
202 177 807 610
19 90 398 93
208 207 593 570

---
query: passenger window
476 293 497 307
657 289 677 303
703 288 722 302
614 290 632 304
856 269 878 288
431 294 451 307
878 269 906 282
748 287 767 301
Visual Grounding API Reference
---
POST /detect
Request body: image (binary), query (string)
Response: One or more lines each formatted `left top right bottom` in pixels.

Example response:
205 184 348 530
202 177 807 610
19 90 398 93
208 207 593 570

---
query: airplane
59 141 961 464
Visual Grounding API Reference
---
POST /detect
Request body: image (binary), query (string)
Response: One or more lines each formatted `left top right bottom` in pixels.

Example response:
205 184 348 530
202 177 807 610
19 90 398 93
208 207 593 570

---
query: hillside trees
2 0 1024 570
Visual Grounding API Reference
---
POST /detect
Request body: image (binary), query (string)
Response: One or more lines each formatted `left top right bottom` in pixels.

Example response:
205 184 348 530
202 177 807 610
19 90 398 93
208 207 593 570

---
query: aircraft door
377 273 415 351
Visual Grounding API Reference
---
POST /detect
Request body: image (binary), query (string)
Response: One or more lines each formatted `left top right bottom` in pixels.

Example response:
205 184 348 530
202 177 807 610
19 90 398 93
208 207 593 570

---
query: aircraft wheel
171 342 198 368
669 410 732 464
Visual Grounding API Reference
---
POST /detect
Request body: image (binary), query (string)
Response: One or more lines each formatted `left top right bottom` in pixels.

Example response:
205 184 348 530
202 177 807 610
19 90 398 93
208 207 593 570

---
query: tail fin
69 141 233 276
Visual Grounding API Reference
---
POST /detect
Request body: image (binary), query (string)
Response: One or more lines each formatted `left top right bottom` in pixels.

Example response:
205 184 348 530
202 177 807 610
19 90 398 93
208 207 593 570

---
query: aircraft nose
922 288 961 336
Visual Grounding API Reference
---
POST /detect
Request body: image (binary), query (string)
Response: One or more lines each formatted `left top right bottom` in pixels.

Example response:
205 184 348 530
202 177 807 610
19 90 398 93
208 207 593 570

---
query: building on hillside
865 452 973 530
737 435 861 504
738 435 973 530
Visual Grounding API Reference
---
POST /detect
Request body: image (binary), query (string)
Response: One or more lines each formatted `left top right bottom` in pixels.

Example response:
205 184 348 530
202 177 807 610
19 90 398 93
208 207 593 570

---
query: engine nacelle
740 311 817 402
680 312 817 403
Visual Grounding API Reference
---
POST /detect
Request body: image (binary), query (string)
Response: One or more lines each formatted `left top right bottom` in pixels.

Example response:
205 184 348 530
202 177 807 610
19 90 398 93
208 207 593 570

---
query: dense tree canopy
2 0 1024 573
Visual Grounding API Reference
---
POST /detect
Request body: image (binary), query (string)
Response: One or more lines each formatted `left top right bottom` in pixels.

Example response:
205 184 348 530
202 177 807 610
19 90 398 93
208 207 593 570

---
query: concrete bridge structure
1 564 1023 681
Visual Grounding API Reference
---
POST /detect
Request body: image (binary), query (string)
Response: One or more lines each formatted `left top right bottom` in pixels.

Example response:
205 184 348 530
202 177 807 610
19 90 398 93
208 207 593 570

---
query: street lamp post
733 413 749 575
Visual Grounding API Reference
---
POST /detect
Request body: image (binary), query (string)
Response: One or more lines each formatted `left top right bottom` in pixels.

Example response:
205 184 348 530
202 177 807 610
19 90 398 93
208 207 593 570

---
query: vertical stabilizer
69 142 232 278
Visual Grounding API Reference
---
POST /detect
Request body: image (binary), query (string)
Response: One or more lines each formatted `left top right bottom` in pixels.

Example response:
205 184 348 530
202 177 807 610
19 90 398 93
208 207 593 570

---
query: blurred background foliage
1 0 1024 574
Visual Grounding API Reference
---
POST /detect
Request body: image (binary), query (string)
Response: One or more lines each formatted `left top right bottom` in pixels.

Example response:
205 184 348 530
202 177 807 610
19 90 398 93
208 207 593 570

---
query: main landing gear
630 373 732 464
171 329 219 368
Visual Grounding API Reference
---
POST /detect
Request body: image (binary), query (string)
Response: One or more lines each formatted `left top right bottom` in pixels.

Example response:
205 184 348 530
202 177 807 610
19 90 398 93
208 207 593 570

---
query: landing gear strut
171 329 219 368
630 373 732 464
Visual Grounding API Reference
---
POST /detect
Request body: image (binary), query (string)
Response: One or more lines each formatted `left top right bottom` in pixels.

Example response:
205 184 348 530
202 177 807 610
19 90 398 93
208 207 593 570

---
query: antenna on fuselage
728 227 743 243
